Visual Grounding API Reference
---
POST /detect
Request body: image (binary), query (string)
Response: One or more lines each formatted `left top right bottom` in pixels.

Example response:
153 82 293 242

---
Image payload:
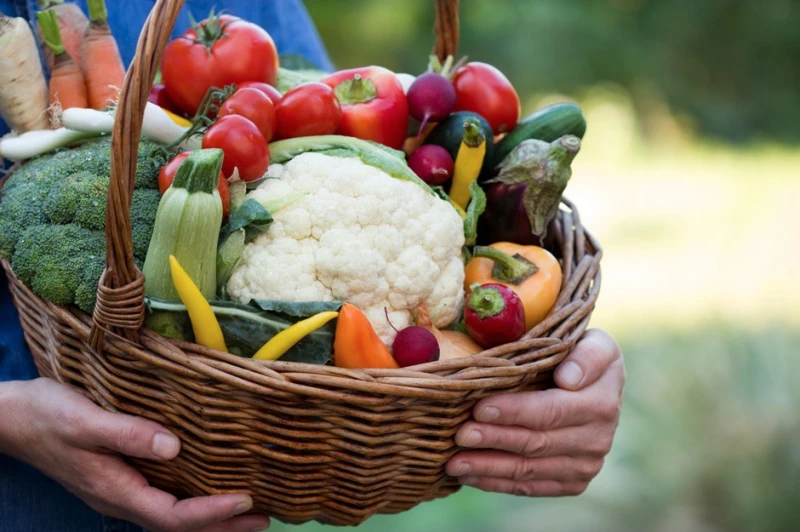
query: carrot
37 10 87 114
35 0 88 74
0 12 50 132
80 0 124 110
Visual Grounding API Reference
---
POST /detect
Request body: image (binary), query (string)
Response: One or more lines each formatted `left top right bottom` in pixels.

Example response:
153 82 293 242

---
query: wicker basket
1 0 602 526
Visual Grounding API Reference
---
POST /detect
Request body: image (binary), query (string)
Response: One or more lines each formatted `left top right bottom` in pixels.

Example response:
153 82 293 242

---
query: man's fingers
81 410 181 460
471 388 596 430
447 450 603 482
458 476 589 497
132 487 256 532
194 513 272 532
554 329 622 391
454 422 614 458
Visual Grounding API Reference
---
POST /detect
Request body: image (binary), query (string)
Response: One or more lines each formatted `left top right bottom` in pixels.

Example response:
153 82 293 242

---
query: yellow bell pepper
168 255 227 352
163 108 192 128
449 118 487 210
253 311 339 361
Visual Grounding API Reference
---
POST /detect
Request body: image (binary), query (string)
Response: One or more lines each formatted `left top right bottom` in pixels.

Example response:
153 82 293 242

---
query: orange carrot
36 0 88 74
38 10 87 114
80 0 124 110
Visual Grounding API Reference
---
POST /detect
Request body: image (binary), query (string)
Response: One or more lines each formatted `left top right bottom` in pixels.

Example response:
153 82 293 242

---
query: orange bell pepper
464 243 562 331
334 303 399 369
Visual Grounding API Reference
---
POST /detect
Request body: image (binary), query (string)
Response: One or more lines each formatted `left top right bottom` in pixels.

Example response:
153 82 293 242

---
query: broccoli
12 224 106 312
0 136 174 311
44 172 110 230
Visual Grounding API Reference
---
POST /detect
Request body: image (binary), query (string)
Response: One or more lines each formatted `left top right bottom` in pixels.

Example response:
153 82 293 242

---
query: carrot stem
37 10 65 56
86 0 107 24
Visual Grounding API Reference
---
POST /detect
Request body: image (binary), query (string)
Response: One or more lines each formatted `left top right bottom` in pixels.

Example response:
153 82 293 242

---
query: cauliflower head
226 153 465 345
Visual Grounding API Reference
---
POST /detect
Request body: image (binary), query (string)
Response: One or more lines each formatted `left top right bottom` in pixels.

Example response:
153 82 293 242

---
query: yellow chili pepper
168 255 227 352
449 118 487 210
253 311 339 361
163 108 192 128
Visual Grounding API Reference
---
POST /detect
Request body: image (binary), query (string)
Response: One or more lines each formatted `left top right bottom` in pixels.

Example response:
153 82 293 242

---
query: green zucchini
494 103 587 167
424 111 496 175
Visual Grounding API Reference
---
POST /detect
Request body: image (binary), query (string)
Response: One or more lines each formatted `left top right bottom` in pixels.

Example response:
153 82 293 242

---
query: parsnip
0 13 50 132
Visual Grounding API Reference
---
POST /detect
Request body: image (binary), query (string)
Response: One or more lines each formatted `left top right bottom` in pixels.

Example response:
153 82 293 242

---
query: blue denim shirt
0 3 330 529
0 0 333 382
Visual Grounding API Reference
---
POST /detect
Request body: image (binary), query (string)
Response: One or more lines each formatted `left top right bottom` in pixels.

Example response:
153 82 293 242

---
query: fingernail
151 432 180 459
557 361 584 387
460 476 479 485
462 430 482 447
452 462 471 476
477 406 500 422
232 497 253 516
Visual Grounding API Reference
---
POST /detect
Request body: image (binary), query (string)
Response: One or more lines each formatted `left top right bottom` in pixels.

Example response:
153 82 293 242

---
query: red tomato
202 115 270 181
322 66 409 149
275 82 342 139
237 81 282 105
158 151 231 219
162 15 279 116
218 88 276 141
453 62 520 135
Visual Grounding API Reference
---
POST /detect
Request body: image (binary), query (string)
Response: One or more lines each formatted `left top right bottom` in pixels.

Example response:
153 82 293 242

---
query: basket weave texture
1 0 602 526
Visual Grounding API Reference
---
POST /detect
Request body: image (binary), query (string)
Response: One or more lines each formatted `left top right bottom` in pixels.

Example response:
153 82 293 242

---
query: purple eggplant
479 135 580 245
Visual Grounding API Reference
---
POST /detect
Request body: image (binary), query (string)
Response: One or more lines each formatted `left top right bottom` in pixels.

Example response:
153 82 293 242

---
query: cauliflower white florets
226 153 465 345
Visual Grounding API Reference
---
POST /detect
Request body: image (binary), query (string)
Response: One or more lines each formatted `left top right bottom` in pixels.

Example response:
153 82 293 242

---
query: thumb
82 408 181 461
554 329 621 391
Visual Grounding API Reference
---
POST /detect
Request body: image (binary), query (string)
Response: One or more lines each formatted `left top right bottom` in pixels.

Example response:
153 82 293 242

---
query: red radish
148 83 181 114
407 72 456 137
408 144 454 185
385 309 440 367
464 283 525 348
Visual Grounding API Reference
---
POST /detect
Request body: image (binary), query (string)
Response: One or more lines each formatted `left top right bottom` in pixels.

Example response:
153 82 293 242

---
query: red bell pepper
322 66 409 150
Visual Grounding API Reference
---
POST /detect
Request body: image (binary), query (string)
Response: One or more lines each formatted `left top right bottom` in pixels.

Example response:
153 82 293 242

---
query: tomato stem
473 246 538 285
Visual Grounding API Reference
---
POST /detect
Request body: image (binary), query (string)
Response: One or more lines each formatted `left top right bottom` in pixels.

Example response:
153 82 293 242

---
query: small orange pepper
465 243 562 331
334 303 399 369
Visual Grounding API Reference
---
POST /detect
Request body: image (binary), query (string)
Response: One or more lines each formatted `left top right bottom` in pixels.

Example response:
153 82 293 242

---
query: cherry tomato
218 87 276 141
202 115 270 181
275 82 342 139
237 81 282 105
162 15 279 116
158 151 230 219
453 62 520 135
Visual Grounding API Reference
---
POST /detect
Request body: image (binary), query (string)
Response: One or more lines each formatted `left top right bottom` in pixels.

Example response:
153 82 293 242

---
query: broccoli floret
131 188 161 258
12 224 106 311
44 172 110 230
0 182 50 259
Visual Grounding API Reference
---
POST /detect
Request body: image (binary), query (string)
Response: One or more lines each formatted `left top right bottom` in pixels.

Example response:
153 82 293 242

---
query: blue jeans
0 1 332 529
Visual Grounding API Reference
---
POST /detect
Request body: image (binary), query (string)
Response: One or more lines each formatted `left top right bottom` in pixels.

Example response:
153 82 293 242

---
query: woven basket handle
433 0 460 62
90 0 186 349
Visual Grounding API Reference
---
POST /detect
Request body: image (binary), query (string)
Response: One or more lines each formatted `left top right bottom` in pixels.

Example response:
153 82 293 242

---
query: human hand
0 378 271 532
446 329 625 496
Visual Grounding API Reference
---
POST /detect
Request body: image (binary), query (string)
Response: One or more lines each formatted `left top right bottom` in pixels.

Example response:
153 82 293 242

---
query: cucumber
424 111 496 176
494 103 587 167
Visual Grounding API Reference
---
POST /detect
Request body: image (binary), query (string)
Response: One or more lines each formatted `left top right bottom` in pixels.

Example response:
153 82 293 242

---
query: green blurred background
274 1 800 530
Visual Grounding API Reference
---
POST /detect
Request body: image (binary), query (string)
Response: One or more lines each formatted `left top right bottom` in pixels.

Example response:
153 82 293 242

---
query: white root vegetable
62 103 200 149
0 13 50 132
0 128 98 161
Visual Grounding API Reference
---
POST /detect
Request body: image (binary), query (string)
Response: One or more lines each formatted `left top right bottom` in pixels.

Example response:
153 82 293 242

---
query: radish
385 309 440 367
407 72 456 137
408 144 454 185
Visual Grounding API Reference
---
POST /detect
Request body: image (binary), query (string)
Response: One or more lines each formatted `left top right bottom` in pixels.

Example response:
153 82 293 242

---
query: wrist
0 380 26 456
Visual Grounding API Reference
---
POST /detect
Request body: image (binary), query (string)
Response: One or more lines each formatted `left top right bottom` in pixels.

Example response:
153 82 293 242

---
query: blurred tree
305 0 800 144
